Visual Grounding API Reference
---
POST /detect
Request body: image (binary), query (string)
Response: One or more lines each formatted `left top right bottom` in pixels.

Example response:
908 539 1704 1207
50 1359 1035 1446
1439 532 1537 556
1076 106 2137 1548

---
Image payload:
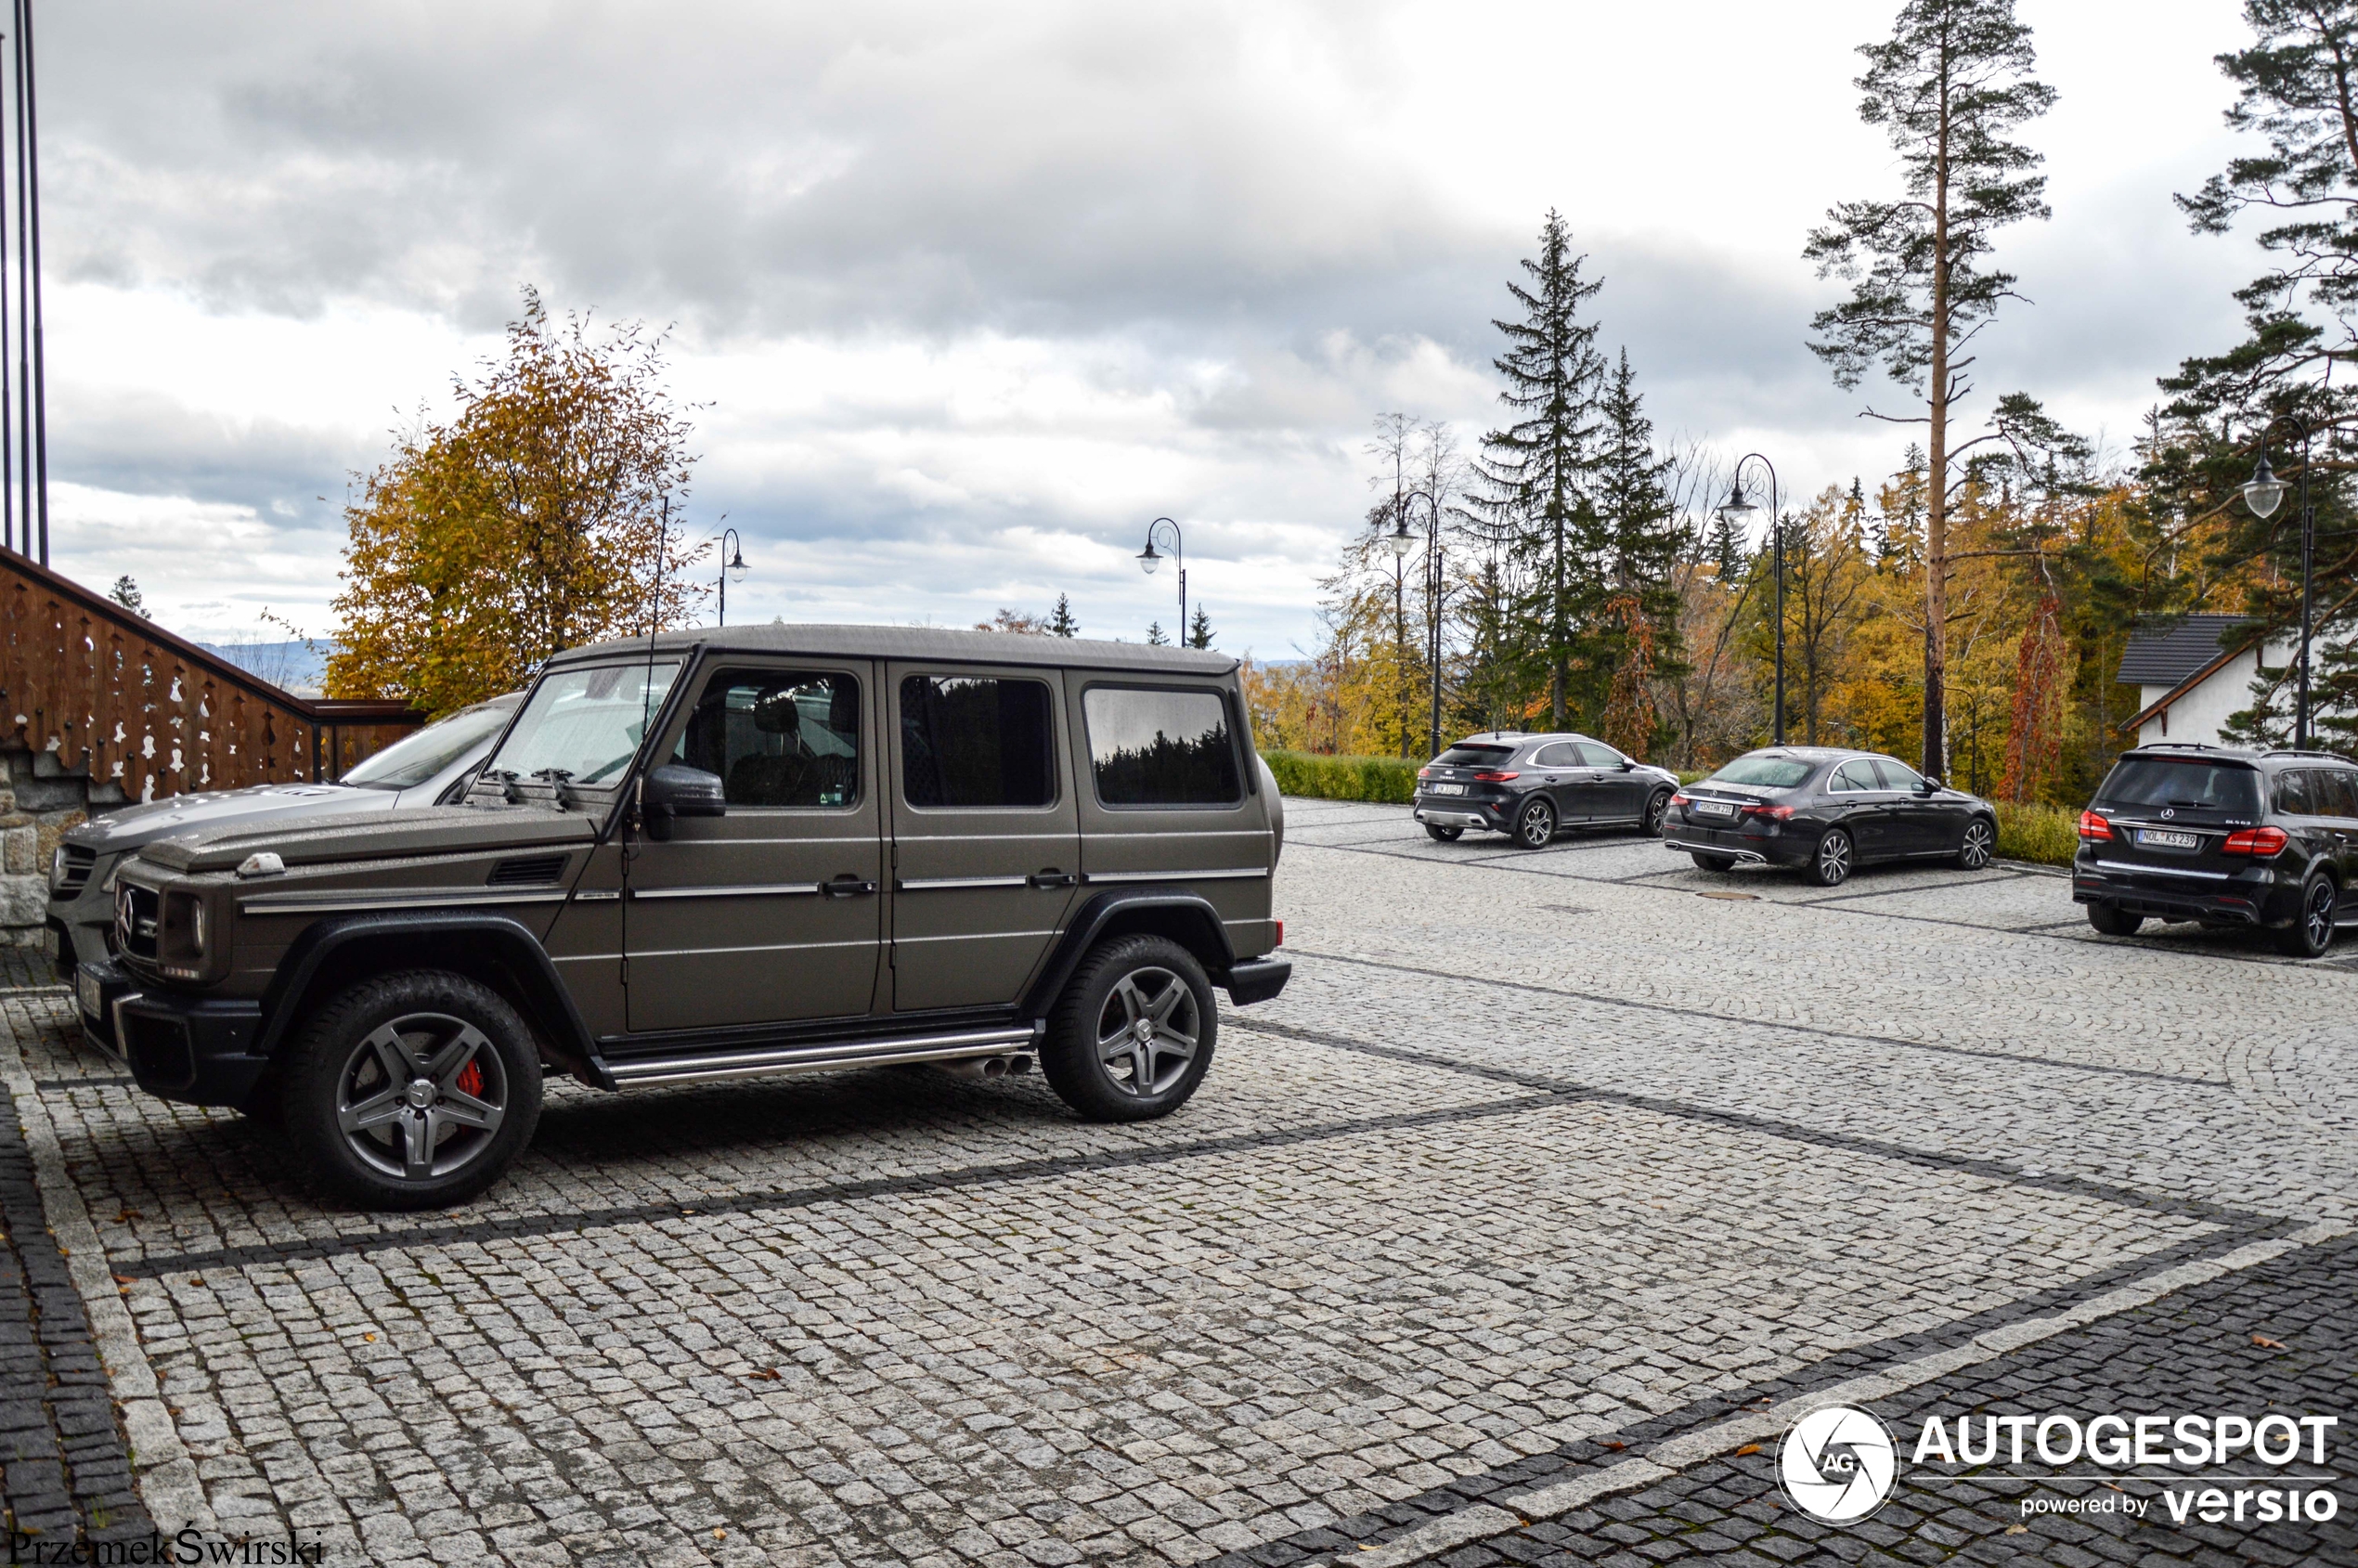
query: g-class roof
557 623 1239 676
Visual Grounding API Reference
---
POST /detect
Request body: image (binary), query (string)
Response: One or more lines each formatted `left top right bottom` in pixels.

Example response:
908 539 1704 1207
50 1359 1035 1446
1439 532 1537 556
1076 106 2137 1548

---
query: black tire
1956 816 1995 870
1809 828 1854 888
2086 903 2144 937
1642 789 1672 836
1512 796 1558 849
1041 935 1217 1122
1424 823 1463 842
279 970 543 1211
2275 875 2339 958
1691 852 1738 874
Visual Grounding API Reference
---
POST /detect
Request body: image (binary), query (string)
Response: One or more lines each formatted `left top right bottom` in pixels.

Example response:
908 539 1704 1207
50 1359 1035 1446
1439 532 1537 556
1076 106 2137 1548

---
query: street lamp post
1384 490 1448 758
1717 454 1784 745
717 527 747 626
2237 416 2316 748
1136 517 1185 642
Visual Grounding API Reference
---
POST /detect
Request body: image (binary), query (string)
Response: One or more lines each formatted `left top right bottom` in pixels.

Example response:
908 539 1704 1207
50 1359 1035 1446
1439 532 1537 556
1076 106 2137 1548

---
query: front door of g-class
885 664 1082 1012
623 660 885 1033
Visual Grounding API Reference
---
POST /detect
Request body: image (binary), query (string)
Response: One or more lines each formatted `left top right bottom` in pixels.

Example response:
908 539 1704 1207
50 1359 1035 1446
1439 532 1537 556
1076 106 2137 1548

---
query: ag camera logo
1780 1406 1898 1523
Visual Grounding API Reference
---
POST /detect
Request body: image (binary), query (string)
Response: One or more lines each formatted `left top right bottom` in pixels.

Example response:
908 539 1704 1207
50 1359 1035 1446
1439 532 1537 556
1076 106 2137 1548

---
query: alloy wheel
1518 799 1555 848
1958 819 1994 870
2306 878 2337 952
335 1012 509 1182
1094 965 1201 1097
1815 831 1852 887
1643 790 1670 835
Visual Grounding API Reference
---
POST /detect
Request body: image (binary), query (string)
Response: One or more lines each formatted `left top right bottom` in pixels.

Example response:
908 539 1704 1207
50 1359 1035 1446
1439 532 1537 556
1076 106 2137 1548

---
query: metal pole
1428 532 1444 758
9 1 24 557
19 0 40 564
0 17 11 556
1772 487 1785 746
2299 420 2313 748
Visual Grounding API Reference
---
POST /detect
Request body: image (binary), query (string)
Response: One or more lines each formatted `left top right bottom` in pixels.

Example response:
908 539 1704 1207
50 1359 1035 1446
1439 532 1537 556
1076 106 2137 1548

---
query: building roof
2116 615 2251 687
554 623 1237 676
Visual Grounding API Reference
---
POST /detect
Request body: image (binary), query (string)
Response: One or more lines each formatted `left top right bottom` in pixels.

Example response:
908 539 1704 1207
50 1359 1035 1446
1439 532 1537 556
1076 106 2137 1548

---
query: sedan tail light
2222 824 2288 857
1473 771 1520 782
2078 810 2113 841
1416 767 1432 780
1739 803 1794 821
1669 792 1691 807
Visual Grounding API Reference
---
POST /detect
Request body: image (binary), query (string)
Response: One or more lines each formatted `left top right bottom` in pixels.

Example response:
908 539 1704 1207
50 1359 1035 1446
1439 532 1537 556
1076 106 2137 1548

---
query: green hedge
1995 800 2079 867
1262 749 1420 804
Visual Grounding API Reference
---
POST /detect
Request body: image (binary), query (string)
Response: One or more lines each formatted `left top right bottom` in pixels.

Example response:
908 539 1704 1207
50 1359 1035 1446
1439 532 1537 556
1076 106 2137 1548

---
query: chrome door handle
1027 870 1078 888
821 876 877 898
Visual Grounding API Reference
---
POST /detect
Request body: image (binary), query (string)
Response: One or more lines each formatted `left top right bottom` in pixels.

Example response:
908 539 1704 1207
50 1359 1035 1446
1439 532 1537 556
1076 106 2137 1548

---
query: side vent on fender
486 854 568 887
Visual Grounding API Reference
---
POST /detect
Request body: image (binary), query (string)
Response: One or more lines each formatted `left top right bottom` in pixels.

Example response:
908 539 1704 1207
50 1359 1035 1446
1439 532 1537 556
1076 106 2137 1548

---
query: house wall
2136 640 2294 746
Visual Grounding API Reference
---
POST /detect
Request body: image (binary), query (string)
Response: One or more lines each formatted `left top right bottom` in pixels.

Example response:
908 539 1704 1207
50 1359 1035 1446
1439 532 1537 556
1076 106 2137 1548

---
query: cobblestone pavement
0 798 2349 1565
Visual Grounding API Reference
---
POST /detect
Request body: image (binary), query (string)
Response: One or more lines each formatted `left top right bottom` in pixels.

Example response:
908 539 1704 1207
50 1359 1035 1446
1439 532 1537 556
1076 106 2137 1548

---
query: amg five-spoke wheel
1043 934 1217 1121
281 971 542 1209
2277 875 2339 958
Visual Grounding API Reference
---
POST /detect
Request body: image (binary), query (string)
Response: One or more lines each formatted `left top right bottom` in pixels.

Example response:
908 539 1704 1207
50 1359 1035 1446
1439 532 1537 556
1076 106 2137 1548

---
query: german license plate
1696 800 1735 818
2137 828 2199 850
1427 783 1466 796
76 966 102 1019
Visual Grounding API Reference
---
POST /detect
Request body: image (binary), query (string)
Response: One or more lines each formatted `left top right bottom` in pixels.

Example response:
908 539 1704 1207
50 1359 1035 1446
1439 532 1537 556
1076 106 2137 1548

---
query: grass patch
1263 749 1420 804
1994 799 2080 867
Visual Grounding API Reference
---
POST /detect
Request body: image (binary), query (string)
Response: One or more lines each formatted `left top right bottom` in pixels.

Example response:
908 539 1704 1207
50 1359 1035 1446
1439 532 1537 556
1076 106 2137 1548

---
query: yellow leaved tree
326 289 712 715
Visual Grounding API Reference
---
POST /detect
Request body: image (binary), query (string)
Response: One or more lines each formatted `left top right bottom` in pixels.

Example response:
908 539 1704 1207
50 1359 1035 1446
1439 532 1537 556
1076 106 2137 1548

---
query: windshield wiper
485 768 526 805
531 767 583 809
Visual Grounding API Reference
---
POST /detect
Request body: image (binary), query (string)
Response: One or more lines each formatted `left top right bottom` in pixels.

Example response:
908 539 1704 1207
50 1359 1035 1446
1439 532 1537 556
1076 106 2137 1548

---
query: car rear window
1435 744 1516 766
2094 758 2262 816
1710 755 1816 789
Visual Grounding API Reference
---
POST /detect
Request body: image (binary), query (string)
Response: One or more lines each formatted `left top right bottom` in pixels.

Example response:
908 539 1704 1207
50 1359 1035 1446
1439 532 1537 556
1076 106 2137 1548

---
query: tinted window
1531 742 1581 767
1829 760 1878 793
1872 758 1926 792
2095 758 2264 816
674 669 860 808
2277 769 2316 815
1437 743 1516 766
1083 687 1241 807
342 701 513 790
900 675 1056 808
1574 742 1623 768
2320 771 2358 819
1711 754 1815 789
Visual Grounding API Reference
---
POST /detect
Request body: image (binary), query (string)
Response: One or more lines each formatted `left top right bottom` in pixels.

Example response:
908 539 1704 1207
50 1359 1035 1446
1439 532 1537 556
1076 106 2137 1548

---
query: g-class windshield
487 662 680 786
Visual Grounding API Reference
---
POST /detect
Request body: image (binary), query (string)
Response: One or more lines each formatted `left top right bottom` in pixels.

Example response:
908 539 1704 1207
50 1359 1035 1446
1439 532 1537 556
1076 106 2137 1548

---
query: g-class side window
674 668 861 808
900 675 1056 808
1082 686 1242 807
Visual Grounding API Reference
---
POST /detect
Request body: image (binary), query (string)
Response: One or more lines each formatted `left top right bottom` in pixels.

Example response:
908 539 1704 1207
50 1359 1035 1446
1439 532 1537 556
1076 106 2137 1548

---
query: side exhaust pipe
938 1053 1033 1080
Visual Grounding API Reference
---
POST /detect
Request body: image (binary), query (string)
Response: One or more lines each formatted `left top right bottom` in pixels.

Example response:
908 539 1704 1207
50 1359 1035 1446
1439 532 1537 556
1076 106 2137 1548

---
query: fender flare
253 911 608 1085
1020 889 1237 1017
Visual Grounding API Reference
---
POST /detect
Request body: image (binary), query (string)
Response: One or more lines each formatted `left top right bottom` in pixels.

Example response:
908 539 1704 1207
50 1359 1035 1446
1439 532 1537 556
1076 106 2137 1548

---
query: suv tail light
2222 825 2288 857
2078 810 2113 841
1739 803 1794 822
1274 920 1283 947
1473 771 1520 782
1417 767 1431 780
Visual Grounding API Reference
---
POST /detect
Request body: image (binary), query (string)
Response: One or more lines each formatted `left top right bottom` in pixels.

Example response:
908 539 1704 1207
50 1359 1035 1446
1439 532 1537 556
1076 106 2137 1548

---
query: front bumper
1224 955 1291 1005
2070 857 2295 927
102 978 268 1107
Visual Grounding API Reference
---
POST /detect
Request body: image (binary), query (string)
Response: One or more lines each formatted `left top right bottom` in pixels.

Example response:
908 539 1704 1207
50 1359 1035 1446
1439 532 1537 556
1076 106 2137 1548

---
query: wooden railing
0 552 422 802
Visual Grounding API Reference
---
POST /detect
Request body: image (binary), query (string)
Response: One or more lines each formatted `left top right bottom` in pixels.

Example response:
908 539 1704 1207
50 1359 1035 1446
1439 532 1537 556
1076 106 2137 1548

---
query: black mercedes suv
1412 732 1678 848
1662 746 1997 887
2074 744 2358 956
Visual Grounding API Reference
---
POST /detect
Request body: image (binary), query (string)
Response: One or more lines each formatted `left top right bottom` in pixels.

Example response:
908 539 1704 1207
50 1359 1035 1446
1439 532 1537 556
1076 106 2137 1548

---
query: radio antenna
641 493 666 738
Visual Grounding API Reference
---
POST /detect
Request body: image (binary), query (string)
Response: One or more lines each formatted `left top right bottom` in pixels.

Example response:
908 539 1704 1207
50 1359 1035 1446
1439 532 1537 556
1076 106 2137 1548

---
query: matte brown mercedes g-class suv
80 625 1289 1209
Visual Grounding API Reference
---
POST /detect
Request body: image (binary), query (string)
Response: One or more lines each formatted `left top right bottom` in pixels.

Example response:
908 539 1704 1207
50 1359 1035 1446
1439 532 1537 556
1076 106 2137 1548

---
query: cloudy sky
36 0 2261 658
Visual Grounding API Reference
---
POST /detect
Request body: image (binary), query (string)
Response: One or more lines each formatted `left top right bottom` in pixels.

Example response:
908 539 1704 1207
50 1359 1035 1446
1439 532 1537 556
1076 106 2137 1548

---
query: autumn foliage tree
327 290 710 715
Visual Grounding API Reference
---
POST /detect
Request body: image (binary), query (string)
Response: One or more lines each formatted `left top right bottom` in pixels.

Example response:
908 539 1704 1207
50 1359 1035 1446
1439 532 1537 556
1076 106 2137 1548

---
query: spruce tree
1596 349 1683 681
1472 211 1608 727
1186 604 1213 649
1047 593 1079 637
1147 620 1170 646
1805 0 2055 778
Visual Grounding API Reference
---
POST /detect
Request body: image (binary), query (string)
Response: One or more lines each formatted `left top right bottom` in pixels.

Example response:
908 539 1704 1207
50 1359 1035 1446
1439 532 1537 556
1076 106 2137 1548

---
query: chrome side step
606 1025 1043 1088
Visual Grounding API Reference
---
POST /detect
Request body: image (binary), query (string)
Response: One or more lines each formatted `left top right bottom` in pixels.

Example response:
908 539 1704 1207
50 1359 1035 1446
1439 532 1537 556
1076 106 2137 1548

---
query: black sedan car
1661 746 1997 887
1412 732 1679 848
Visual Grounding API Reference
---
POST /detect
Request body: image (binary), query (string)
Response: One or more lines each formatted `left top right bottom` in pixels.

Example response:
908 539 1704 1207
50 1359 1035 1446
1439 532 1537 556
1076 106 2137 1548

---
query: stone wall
0 746 99 949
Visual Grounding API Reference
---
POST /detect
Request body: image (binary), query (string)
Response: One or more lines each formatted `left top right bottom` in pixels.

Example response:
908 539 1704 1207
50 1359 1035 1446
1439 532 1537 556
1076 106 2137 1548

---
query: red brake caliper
456 1060 484 1097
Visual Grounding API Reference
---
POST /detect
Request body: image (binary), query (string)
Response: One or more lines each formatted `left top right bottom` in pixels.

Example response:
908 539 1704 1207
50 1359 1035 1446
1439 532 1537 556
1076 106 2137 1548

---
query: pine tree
108 576 150 619
1595 349 1684 705
1472 211 1608 728
1047 593 1079 637
1706 512 1749 580
1186 604 1213 649
1147 620 1170 646
1805 0 2056 778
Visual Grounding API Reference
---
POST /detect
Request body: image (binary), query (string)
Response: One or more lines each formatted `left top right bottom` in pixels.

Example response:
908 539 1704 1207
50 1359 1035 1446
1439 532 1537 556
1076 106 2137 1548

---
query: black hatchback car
2073 744 2358 956
1661 746 1998 887
1412 732 1679 848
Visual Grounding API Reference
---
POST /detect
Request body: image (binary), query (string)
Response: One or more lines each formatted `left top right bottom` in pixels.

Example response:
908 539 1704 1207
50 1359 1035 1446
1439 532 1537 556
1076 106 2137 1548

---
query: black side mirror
641 763 725 841
1918 777 1940 795
1618 758 1636 771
